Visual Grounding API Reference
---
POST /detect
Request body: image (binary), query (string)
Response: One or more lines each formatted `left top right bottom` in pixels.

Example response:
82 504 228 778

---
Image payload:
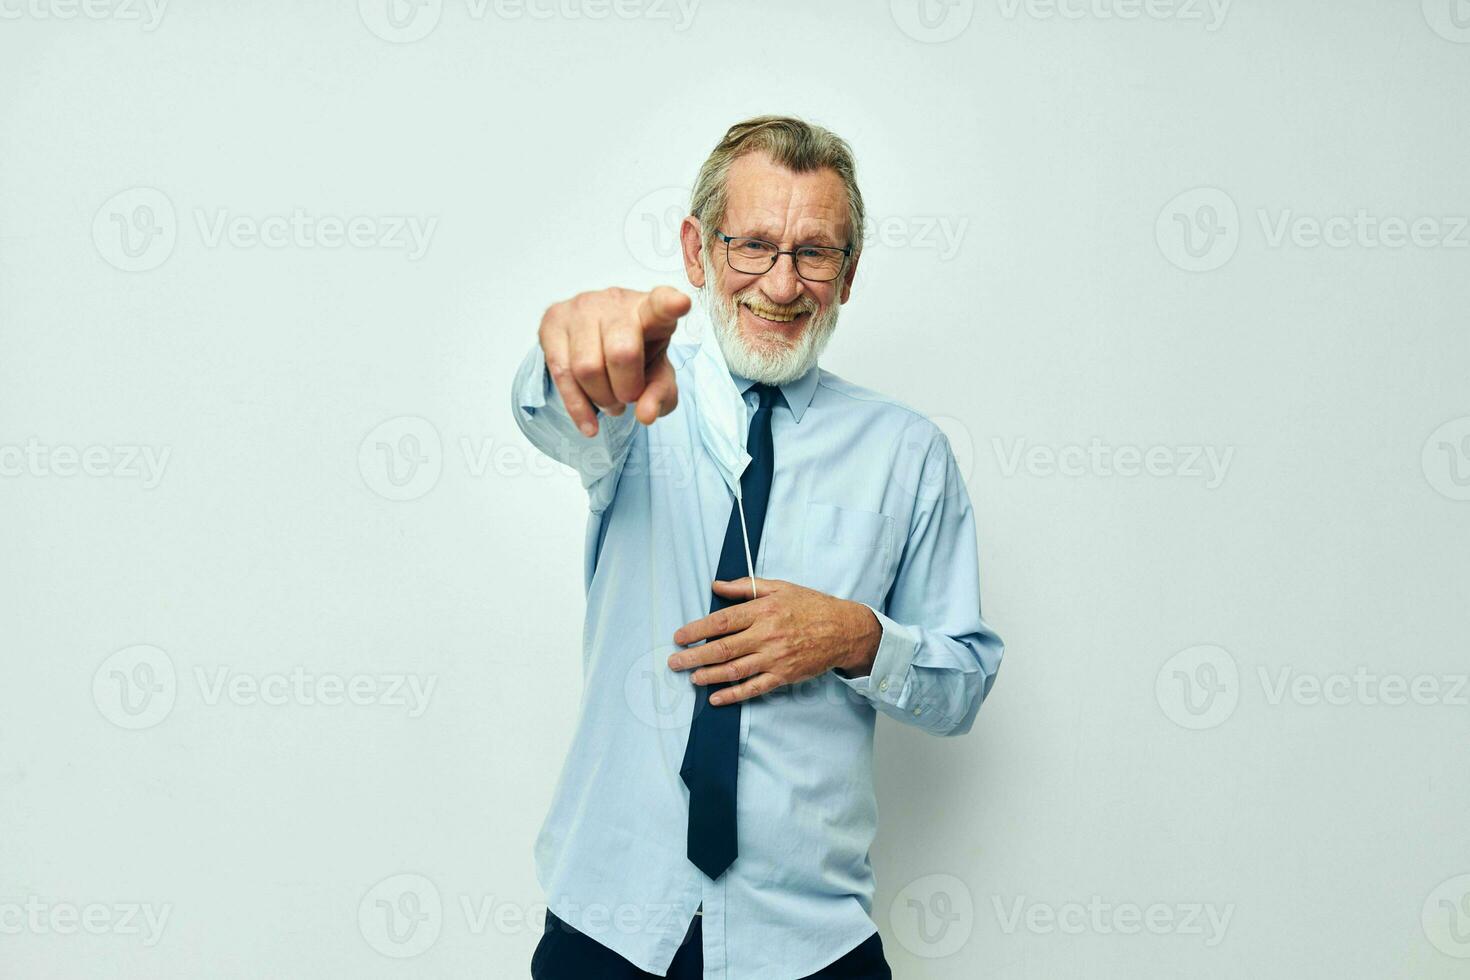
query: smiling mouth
741 302 811 325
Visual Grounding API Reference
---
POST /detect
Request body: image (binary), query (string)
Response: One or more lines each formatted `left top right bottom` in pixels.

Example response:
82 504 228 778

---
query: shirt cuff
516 343 625 428
834 604 920 713
515 346 551 416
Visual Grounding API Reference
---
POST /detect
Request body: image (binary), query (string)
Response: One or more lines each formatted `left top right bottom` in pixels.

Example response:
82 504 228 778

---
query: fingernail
579 421 596 436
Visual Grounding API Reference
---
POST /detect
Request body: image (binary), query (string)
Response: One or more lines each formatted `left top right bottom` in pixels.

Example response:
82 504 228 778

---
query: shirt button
912 706 923 716
878 679 889 693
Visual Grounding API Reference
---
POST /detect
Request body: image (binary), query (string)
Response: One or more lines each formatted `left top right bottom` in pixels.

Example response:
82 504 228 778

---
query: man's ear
680 216 706 288
839 252 859 304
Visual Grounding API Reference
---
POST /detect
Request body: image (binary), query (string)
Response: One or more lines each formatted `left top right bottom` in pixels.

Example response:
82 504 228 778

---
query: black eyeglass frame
713 229 854 283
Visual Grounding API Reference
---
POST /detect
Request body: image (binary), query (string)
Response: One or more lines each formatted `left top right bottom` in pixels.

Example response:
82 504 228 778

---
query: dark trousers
531 910 891 979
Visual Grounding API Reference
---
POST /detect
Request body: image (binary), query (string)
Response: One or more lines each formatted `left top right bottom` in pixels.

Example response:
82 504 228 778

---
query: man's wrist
835 600 882 678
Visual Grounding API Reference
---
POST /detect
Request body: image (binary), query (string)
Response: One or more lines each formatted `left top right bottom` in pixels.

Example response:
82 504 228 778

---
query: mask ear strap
734 494 760 601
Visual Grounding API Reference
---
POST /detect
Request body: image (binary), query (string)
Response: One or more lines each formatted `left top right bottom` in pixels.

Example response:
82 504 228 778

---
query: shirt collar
727 363 819 424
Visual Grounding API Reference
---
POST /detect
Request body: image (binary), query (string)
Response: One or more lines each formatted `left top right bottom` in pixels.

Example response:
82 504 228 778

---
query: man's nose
760 254 804 305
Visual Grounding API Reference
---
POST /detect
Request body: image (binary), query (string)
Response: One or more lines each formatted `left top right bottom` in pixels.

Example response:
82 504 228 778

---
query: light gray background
3 2 1468 977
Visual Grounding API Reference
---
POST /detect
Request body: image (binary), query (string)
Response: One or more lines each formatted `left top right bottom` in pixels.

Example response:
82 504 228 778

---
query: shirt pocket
800 501 898 609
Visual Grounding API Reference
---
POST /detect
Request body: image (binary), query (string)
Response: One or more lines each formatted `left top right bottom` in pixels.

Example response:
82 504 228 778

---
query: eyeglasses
714 229 852 283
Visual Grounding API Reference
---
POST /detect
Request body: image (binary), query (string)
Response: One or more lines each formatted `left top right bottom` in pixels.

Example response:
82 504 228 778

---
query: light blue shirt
512 337 1003 979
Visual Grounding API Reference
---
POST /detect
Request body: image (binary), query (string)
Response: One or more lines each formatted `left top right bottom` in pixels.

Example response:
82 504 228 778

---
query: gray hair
689 115 866 263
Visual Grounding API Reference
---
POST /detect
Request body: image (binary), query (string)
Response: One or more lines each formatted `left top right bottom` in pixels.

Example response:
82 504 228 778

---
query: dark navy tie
680 382 781 880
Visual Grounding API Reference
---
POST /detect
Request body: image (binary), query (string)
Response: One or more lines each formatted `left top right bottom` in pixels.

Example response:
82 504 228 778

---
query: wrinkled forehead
720 153 851 247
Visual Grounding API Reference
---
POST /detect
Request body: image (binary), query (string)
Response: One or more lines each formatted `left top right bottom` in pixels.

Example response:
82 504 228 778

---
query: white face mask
691 246 841 602
688 309 762 600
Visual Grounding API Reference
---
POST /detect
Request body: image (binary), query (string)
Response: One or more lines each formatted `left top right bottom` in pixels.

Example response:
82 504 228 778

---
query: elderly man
513 115 1003 979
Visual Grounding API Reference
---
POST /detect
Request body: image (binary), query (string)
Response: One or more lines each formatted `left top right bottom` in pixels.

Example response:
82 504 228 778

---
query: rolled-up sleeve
834 430 1003 736
511 340 639 515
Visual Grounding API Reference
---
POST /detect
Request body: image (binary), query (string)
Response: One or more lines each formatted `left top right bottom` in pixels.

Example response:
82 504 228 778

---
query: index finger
673 600 761 647
637 286 691 340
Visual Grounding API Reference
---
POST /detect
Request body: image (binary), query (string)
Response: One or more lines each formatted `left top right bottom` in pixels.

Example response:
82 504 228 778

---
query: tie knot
752 383 781 411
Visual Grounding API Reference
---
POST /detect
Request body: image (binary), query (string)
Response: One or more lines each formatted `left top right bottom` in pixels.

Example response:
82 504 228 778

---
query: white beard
698 250 840 386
